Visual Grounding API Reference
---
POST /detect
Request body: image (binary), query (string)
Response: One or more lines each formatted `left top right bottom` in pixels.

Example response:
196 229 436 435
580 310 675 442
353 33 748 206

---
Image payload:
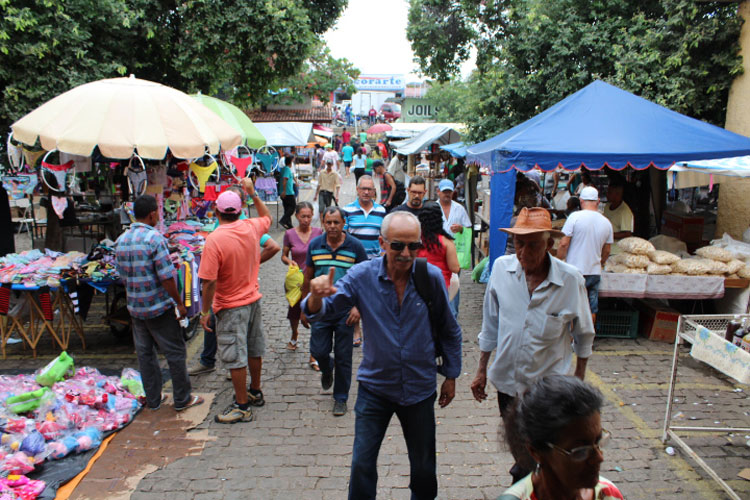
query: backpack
412 258 446 376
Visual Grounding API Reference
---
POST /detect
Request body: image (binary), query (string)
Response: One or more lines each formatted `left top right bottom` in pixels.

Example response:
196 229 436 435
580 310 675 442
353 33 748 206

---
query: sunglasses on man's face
383 239 422 252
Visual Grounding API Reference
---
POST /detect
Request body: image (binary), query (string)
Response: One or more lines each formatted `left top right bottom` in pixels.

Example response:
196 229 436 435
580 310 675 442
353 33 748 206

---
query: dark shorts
584 274 601 314
344 160 352 168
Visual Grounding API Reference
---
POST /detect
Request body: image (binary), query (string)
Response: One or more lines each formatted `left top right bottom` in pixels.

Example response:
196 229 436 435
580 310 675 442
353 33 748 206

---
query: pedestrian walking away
373 160 405 213
472 207 595 484
279 158 297 229
341 142 354 177
556 186 613 326
114 195 204 412
303 211 462 499
352 147 367 184
198 180 272 424
417 202 460 314
301 206 368 416
281 201 323 370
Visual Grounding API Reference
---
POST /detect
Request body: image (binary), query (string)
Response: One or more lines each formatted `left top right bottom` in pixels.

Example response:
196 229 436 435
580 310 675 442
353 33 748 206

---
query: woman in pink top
417 202 460 291
281 202 323 370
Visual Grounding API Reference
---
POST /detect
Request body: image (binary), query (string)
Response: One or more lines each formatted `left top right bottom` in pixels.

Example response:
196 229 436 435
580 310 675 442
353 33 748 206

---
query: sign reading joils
354 75 406 92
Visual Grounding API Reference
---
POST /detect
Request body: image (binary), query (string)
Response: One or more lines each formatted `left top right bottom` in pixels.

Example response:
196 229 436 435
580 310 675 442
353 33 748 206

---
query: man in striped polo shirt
302 206 368 416
343 175 386 260
342 175 386 346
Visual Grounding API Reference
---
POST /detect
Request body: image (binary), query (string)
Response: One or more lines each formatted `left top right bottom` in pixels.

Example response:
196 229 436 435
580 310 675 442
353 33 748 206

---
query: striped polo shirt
343 199 386 259
306 233 368 283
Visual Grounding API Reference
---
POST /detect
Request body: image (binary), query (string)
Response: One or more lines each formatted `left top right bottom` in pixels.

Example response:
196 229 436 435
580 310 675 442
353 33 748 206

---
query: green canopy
191 93 266 149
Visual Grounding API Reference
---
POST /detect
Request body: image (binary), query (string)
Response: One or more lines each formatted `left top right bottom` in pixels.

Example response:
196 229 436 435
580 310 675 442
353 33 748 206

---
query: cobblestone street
5 175 750 499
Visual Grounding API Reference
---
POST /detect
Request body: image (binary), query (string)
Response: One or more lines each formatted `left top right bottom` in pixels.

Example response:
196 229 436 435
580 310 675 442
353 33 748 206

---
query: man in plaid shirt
115 195 203 411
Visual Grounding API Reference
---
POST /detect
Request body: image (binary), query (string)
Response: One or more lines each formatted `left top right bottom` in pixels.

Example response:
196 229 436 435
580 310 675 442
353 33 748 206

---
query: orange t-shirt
198 216 271 312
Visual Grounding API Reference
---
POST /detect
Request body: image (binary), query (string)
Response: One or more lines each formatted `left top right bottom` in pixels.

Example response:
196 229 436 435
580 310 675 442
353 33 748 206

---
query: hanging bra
42 160 74 193
189 160 218 192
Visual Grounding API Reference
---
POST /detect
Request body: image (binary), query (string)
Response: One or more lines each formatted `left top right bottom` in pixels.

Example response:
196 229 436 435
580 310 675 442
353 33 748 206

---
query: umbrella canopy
191 93 266 149
254 122 314 147
467 80 750 172
668 156 750 189
367 123 392 135
11 76 242 159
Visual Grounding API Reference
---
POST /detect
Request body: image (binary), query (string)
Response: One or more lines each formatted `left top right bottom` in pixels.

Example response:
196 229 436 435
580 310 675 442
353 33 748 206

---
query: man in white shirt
470 207 595 484
322 144 340 170
556 186 613 324
437 179 471 237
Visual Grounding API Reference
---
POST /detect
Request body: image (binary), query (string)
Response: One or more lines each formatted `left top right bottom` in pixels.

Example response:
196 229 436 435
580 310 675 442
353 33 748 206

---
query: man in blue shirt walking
304 211 462 500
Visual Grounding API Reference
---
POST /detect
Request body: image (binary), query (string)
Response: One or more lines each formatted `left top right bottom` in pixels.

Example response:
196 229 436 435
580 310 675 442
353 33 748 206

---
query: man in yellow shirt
314 159 342 215
602 180 633 254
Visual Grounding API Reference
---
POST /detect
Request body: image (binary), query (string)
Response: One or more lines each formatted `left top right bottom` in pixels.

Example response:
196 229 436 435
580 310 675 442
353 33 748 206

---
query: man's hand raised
310 267 338 299
241 177 256 198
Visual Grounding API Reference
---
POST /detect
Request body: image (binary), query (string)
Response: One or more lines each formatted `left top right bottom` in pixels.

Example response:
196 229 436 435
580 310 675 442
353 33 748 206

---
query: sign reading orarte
354 74 406 92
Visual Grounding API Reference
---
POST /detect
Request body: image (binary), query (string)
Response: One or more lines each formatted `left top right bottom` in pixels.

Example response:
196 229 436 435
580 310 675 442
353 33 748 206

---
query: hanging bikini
188 154 219 193
41 151 75 194
222 145 254 180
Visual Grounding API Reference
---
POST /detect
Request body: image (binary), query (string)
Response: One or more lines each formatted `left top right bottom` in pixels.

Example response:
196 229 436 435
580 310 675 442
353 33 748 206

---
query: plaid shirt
115 222 176 319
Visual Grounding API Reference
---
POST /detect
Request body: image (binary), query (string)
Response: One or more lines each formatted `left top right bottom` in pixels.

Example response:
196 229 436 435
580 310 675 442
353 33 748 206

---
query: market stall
465 80 750 282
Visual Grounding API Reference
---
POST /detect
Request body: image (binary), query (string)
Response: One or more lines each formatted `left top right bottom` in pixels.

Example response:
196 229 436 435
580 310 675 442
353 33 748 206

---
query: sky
323 0 475 83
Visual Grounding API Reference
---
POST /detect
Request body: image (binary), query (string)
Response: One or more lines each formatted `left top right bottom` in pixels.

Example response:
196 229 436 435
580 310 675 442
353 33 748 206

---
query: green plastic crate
595 309 639 339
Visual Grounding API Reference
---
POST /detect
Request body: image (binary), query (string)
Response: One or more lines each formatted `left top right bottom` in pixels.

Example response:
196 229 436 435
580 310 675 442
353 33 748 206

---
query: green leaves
408 0 742 142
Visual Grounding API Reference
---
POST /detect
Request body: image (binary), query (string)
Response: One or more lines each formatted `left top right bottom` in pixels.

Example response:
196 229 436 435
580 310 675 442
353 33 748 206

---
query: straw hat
501 207 564 237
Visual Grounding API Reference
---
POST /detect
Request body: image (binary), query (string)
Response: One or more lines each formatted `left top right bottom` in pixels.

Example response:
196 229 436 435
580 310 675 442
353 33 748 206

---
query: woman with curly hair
417 202 460 301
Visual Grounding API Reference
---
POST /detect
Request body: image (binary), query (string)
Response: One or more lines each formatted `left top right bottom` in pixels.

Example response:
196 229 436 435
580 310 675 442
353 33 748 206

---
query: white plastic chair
11 197 34 235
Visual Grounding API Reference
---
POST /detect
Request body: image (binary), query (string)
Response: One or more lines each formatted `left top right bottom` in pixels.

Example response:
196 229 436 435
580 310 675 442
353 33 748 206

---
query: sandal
353 338 362 347
149 394 168 411
287 341 298 351
175 395 205 412
309 360 320 372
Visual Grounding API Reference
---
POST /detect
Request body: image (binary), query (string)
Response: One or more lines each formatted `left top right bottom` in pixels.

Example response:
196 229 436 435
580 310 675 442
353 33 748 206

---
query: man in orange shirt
198 179 271 423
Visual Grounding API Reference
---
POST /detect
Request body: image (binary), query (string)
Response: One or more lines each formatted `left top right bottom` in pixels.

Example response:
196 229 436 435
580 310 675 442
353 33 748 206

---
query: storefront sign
402 98 441 123
354 74 406 92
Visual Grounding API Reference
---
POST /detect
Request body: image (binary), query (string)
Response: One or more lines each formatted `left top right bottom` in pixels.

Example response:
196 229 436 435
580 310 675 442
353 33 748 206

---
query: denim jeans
310 314 354 402
131 310 191 408
200 313 217 367
449 288 460 319
349 384 437 500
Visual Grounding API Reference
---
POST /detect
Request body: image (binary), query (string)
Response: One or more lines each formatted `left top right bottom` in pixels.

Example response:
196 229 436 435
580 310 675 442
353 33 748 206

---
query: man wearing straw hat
470 207 595 484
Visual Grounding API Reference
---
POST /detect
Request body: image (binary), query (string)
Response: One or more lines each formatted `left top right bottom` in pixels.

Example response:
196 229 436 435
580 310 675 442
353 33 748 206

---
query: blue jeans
349 384 437 500
449 288 460 319
200 313 217 367
310 314 354 402
583 275 601 314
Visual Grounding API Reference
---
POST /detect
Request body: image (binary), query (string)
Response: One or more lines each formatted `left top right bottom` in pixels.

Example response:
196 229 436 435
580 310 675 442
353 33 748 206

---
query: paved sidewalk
8 173 750 499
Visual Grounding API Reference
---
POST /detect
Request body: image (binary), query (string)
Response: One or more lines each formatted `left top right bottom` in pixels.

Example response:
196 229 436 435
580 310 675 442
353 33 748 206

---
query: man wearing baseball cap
198 179 271 424
470 207 595 484
557 186 613 326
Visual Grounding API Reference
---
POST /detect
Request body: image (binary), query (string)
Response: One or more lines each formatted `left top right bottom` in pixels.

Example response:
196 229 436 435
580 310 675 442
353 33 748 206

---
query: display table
599 273 730 300
0 283 86 358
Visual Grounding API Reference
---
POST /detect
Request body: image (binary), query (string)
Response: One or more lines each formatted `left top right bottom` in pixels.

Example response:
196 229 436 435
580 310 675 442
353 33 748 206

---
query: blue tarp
440 141 468 158
468 80 750 271
466 80 750 172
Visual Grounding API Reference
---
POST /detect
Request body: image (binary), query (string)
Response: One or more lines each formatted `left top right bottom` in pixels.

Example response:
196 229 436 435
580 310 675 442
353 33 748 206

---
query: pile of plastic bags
0 353 144 499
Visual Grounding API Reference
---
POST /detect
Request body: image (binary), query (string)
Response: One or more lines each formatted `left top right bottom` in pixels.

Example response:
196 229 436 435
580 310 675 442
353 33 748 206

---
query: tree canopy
408 0 743 141
0 0 353 144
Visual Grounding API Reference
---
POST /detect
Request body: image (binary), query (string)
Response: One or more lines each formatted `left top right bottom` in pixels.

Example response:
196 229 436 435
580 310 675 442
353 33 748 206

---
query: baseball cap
579 186 599 201
216 191 242 214
439 179 455 192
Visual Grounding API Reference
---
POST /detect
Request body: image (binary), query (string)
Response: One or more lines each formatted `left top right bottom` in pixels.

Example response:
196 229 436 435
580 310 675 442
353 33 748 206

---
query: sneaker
188 363 215 376
333 400 347 416
321 371 333 391
247 389 265 407
214 403 253 424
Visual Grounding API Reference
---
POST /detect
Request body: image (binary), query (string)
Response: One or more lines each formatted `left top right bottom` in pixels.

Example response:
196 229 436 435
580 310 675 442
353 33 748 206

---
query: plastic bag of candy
5 388 53 415
35 351 75 387
120 368 145 400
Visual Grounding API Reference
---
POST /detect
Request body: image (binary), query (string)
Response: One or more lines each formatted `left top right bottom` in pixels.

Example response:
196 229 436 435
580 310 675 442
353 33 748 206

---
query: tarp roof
391 125 461 155
466 80 750 172
668 155 750 189
385 122 465 139
254 122 313 147
440 141 467 158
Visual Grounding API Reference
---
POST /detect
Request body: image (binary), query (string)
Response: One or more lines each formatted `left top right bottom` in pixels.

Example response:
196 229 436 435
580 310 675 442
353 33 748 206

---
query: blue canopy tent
440 141 468 158
466 80 750 268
